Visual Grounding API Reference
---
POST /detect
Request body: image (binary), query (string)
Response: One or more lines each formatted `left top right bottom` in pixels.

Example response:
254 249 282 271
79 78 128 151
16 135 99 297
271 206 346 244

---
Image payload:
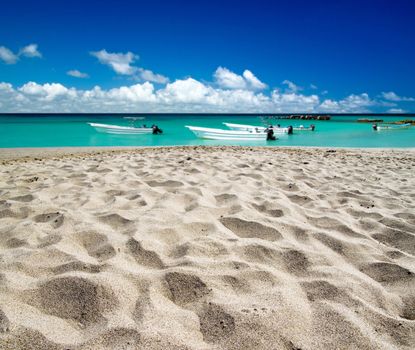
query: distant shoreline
1 113 415 117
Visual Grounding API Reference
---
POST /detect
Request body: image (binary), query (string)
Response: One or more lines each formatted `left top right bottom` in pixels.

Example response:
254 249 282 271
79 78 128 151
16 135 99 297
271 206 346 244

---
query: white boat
88 123 153 134
293 124 316 131
373 123 411 131
223 122 290 134
185 126 276 141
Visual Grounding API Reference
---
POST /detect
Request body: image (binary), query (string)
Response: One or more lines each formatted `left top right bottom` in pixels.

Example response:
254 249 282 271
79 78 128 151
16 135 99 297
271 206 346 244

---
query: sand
0 146 414 349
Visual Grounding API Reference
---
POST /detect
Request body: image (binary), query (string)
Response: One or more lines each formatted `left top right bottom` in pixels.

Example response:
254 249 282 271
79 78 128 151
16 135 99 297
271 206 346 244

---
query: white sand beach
0 146 414 349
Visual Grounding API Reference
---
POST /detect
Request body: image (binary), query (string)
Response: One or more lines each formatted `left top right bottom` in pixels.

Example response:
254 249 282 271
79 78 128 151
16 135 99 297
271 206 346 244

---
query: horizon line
0 113 414 117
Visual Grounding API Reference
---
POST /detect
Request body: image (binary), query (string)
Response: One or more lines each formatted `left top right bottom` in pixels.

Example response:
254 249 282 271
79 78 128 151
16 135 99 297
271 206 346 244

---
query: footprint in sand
252 203 284 218
301 280 342 302
215 193 238 205
105 189 126 197
33 212 64 228
0 208 29 219
359 262 414 284
282 249 311 275
77 231 116 261
98 213 132 229
164 272 210 306
198 303 235 343
372 230 415 255
401 296 415 320
0 309 10 333
126 238 164 269
315 232 346 255
220 217 282 241
29 276 116 326
146 180 183 187
5 237 28 248
287 194 313 205
9 194 34 202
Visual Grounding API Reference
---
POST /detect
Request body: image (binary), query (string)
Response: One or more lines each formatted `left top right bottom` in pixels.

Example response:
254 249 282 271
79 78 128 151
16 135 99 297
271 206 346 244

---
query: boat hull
186 126 272 140
223 122 289 133
375 123 412 131
88 123 153 134
293 126 314 131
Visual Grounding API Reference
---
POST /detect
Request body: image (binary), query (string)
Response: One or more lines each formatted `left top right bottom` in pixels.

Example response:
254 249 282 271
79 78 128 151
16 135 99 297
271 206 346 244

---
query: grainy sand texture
0 146 414 349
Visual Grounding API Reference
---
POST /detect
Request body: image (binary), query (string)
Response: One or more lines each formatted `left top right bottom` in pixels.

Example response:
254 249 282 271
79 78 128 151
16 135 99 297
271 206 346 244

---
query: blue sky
1 0 414 113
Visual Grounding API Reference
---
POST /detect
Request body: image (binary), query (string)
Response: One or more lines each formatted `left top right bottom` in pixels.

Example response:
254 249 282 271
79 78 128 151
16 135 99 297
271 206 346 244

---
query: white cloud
138 68 169 84
90 49 138 75
0 82 14 91
282 80 302 92
214 67 246 89
319 93 375 113
387 108 406 113
310 84 318 90
107 82 156 102
271 90 319 112
0 43 42 64
158 78 211 103
243 70 267 90
19 81 76 101
214 67 266 90
67 70 89 78
381 91 414 102
19 44 42 58
0 46 19 64
90 49 169 84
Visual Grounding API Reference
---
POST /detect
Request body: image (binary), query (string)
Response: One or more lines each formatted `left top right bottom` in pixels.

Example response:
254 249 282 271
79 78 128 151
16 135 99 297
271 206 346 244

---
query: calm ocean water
0 115 414 148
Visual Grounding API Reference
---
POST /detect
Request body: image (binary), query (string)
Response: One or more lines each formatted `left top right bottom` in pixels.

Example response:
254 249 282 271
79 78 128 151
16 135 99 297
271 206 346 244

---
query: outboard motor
266 128 276 141
310 124 315 131
372 124 378 131
152 125 163 134
287 125 293 134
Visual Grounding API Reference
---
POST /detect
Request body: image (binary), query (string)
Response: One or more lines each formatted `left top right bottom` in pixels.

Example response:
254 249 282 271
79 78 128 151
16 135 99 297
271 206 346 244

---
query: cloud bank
1 71 408 113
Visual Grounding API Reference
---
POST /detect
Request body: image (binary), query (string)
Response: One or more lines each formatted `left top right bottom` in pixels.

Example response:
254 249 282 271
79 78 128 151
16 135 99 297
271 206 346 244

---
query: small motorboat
88 123 162 135
223 122 292 134
293 124 315 131
185 126 277 141
372 123 411 131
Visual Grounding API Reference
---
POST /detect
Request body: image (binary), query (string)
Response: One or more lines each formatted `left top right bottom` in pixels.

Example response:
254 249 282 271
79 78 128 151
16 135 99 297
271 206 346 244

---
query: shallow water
0 114 414 148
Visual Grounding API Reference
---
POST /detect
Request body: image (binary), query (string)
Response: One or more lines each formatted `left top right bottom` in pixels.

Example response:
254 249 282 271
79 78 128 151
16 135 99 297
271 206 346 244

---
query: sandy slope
0 146 414 349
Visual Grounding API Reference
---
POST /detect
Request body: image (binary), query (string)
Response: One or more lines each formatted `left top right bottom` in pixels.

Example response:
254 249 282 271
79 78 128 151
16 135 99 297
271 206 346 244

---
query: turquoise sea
0 115 414 148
